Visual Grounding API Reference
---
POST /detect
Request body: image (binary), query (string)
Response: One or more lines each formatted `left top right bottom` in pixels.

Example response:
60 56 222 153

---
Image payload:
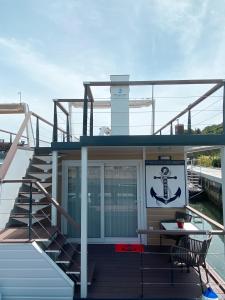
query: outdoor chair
170 235 212 292
160 211 193 246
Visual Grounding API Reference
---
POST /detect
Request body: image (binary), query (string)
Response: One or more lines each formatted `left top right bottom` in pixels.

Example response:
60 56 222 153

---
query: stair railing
0 112 68 182
0 112 33 181
0 179 80 241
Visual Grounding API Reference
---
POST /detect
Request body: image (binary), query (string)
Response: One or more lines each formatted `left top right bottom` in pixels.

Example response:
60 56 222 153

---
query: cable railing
0 111 68 181
0 179 79 237
53 80 225 138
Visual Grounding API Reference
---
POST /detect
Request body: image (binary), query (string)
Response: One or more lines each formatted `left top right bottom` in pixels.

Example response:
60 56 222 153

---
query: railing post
80 146 88 298
53 101 58 142
170 123 173 135
28 182 33 240
90 97 93 136
51 151 58 226
188 109 192 134
36 117 39 148
66 114 70 142
223 82 225 134
10 133 12 144
83 85 88 136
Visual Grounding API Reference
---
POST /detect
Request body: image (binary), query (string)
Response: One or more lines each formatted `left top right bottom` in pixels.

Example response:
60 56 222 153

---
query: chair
170 235 212 291
160 211 193 246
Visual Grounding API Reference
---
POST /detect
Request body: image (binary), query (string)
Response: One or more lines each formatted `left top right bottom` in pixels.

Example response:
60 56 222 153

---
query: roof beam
84 79 224 87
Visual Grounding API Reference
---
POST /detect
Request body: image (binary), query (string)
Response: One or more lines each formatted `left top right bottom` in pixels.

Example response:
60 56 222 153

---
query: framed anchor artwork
145 160 187 208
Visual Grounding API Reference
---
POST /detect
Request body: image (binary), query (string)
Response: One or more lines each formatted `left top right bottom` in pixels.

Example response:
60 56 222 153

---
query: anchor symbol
150 166 181 205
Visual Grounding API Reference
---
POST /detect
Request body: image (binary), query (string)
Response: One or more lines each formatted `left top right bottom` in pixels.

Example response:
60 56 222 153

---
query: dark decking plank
84 245 211 299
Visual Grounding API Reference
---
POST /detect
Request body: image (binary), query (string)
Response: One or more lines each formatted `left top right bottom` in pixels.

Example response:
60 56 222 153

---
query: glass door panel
67 166 101 238
104 166 138 237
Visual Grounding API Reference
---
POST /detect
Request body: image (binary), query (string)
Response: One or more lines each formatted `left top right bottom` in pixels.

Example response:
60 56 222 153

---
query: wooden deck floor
81 244 225 299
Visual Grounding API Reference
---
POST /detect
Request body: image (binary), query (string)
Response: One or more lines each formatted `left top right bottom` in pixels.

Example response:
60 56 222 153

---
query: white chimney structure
110 75 130 135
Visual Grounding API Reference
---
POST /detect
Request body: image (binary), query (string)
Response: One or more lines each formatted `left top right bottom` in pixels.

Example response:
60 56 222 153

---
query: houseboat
0 76 225 300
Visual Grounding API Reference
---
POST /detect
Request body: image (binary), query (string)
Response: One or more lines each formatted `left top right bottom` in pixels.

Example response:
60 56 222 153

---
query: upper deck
51 78 225 151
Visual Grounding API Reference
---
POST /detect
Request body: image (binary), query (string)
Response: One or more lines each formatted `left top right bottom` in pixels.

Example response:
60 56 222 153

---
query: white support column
142 147 147 245
51 151 58 226
24 103 34 147
151 98 155 135
220 147 225 229
80 146 88 298
68 103 73 141
184 152 189 206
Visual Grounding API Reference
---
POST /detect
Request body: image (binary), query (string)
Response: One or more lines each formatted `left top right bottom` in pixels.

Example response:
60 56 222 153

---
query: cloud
0 37 84 96
151 0 209 55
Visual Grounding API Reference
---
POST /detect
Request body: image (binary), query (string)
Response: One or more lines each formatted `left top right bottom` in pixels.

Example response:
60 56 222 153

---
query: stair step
16 203 50 212
66 260 80 275
56 243 79 264
24 182 52 189
28 173 52 181
10 213 48 225
34 155 52 163
45 233 66 253
32 164 52 172
67 262 95 285
18 192 46 202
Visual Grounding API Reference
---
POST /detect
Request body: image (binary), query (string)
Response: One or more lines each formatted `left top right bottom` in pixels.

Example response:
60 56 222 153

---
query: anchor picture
150 166 181 205
145 161 186 208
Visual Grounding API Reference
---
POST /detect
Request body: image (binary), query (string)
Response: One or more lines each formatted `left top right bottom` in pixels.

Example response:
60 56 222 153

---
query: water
190 196 225 281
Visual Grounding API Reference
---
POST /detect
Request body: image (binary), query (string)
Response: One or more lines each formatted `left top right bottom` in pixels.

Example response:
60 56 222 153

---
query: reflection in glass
104 166 137 237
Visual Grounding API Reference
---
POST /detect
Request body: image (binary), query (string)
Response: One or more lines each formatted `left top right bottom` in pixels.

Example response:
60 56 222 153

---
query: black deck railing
52 79 225 140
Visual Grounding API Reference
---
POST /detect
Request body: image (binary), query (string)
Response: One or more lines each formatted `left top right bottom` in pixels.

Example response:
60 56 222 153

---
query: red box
115 244 144 253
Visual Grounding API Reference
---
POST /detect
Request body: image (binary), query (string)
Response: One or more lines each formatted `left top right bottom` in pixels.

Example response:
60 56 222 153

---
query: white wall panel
0 242 74 300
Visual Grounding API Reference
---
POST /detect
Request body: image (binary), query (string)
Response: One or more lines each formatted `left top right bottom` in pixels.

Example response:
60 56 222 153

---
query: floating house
0 77 225 299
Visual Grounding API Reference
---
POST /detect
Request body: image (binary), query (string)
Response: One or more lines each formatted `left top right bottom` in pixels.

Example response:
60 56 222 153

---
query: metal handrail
0 112 33 181
31 112 67 135
0 179 80 240
0 110 70 181
154 82 223 135
186 205 224 230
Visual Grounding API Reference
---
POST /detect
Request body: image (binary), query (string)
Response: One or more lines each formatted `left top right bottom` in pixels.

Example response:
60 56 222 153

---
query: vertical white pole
142 147 147 244
81 146 88 298
151 99 155 135
220 147 225 228
221 147 225 261
24 103 34 147
184 152 189 206
68 103 73 141
51 151 58 226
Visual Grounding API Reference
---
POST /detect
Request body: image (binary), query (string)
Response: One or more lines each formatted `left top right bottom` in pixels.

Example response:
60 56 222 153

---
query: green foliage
198 155 213 167
201 123 223 135
187 123 222 167
212 157 221 168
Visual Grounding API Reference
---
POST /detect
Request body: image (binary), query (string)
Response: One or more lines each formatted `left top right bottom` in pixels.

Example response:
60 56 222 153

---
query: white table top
161 222 198 231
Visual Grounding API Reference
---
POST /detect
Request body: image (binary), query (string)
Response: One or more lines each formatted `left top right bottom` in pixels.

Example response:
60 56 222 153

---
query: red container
177 221 184 229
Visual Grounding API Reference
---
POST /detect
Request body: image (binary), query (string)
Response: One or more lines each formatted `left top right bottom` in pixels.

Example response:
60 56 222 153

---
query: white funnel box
110 75 130 135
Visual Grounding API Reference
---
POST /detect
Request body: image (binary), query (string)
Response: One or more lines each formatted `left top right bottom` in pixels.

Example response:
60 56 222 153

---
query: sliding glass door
104 166 137 237
65 162 139 241
67 166 101 238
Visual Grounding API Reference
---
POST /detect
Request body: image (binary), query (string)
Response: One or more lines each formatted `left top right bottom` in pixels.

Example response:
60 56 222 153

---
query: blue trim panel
51 134 225 150
80 134 225 147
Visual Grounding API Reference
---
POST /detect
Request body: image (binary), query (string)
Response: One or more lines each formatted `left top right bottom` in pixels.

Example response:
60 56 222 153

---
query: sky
0 0 225 137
